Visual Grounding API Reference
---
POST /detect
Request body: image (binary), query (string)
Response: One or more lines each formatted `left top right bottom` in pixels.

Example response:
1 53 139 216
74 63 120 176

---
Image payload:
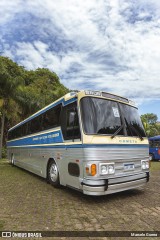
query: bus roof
149 135 160 140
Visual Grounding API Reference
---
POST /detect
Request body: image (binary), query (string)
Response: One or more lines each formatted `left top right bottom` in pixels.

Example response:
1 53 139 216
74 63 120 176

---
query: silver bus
7 90 149 196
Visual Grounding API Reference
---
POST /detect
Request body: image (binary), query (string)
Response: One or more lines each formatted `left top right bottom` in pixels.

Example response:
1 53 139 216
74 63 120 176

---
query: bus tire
149 154 154 161
11 154 15 166
47 160 60 188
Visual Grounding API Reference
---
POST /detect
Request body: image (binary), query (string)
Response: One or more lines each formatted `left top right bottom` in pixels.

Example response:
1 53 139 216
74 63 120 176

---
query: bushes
2 147 7 158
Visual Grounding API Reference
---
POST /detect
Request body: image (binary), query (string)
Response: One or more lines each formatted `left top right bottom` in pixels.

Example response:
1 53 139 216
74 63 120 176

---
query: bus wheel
47 160 60 188
149 154 154 161
11 154 15 166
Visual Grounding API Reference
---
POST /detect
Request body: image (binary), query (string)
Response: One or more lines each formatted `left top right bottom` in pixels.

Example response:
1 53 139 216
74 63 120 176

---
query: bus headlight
141 160 149 170
108 165 115 174
99 163 115 175
101 165 108 174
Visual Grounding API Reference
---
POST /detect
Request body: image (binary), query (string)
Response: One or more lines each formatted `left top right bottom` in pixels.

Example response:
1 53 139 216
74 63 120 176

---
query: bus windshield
81 97 146 137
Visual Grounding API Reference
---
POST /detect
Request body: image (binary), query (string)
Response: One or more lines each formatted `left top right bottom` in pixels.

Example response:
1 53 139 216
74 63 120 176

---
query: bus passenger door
60 103 82 189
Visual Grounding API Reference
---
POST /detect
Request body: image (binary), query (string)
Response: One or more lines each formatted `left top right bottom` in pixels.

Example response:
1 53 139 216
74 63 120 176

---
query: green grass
150 161 160 171
0 158 8 162
0 220 5 231
0 158 10 167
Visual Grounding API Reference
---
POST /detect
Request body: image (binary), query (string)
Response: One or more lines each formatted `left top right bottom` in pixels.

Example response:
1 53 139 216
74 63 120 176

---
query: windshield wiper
124 118 144 141
128 124 144 141
111 124 124 139
111 119 144 141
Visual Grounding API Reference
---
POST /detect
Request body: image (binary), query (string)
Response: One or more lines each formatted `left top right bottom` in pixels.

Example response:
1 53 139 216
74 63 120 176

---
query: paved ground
0 160 160 240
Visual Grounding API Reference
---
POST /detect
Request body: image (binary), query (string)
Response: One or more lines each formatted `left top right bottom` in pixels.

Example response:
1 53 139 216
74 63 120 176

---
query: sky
0 0 160 119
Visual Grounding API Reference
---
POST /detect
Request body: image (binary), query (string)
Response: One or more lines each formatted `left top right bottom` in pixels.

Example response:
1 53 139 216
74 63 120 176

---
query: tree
141 113 160 137
0 56 24 158
19 68 69 118
141 113 158 125
0 58 69 159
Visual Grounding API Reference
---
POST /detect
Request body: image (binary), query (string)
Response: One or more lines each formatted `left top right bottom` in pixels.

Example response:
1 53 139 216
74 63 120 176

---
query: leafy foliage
18 68 68 118
0 56 69 158
0 57 25 158
141 113 158 125
141 113 160 137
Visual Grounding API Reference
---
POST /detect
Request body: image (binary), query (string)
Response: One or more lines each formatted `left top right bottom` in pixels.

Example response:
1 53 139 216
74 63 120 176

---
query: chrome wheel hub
50 163 58 182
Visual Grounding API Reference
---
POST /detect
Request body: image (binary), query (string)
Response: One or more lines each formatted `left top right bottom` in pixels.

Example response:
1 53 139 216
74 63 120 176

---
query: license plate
124 163 134 171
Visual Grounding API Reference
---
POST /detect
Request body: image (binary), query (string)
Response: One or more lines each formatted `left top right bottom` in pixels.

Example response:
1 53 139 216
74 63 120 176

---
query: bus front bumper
82 172 149 196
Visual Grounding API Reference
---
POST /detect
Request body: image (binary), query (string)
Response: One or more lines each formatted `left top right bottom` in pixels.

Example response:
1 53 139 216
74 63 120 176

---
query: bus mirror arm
72 108 76 142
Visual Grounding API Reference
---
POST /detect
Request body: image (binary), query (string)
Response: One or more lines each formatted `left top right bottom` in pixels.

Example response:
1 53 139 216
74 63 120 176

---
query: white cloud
1 0 160 104
0 0 22 24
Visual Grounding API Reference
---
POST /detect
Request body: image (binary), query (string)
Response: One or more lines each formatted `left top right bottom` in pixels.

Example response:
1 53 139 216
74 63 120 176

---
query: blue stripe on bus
9 97 77 131
7 130 63 147
7 142 149 148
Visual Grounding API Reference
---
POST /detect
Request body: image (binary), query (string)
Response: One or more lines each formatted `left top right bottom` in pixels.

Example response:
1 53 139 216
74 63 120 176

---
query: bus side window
42 105 61 130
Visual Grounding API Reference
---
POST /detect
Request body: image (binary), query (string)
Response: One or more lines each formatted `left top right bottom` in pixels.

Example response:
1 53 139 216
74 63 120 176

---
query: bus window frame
60 102 81 141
